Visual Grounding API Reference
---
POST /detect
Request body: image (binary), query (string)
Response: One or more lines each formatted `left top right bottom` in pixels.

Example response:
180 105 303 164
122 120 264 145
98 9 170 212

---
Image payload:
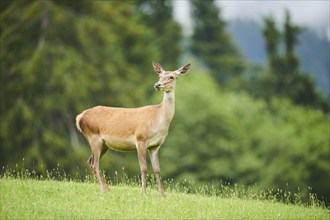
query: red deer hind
76 62 191 196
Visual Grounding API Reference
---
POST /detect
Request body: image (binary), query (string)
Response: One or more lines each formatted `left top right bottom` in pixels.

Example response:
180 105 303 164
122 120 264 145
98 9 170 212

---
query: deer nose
154 83 161 90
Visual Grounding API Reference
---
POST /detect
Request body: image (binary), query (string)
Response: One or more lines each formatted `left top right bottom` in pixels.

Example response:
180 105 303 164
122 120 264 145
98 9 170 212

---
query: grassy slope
0 178 328 219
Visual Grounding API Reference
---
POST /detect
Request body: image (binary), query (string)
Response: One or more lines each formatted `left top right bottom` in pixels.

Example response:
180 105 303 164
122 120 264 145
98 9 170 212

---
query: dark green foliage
190 0 245 83
262 16 282 71
260 12 326 110
135 0 182 69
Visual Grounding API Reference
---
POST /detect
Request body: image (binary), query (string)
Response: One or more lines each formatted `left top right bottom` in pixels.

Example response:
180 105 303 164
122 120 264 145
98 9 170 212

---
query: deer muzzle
154 83 162 91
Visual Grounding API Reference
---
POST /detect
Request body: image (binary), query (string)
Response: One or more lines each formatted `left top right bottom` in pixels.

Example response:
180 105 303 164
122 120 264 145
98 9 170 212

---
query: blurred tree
134 0 182 69
284 10 300 73
262 16 281 73
190 0 245 83
261 11 325 109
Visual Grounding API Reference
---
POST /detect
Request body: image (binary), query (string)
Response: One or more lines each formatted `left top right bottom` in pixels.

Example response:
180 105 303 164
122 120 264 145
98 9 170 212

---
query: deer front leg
136 141 147 195
149 147 166 197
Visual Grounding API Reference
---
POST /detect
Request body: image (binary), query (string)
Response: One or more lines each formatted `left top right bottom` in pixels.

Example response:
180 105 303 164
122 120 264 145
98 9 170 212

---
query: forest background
1 1 329 203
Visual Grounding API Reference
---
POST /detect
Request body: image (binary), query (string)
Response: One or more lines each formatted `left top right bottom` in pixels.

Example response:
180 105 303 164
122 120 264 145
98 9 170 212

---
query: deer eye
169 76 174 80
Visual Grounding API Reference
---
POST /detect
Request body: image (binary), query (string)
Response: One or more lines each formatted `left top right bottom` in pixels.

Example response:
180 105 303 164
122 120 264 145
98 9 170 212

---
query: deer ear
177 63 191 75
152 62 164 74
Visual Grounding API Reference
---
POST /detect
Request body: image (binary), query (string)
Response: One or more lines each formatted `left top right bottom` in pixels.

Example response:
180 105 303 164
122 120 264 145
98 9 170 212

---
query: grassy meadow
0 170 329 219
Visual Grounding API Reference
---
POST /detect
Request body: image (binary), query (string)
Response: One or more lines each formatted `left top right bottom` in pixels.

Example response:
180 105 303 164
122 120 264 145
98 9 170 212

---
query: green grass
1 177 329 219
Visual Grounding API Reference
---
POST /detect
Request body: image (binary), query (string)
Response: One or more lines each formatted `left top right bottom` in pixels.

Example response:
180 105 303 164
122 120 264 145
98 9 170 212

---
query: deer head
153 62 191 92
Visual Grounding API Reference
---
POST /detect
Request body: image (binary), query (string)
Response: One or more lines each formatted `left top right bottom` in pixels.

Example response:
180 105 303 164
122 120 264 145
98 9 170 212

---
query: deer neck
160 90 175 125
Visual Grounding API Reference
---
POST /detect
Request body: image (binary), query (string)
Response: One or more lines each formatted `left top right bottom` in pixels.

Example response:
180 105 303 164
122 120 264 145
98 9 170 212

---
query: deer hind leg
149 147 166 197
87 137 109 192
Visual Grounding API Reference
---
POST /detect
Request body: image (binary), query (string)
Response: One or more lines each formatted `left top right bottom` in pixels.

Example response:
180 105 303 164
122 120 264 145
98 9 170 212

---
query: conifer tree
262 11 325 109
135 0 182 69
262 16 281 73
190 0 244 83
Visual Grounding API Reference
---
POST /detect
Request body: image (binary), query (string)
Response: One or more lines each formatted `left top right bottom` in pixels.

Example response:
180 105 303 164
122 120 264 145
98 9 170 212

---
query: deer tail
75 112 85 133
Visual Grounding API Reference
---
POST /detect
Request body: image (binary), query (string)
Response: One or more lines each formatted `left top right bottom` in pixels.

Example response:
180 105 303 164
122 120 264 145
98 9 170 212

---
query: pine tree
283 10 301 74
190 0 244 83
261 11 325 109
135 0 182 69
262 16 282 74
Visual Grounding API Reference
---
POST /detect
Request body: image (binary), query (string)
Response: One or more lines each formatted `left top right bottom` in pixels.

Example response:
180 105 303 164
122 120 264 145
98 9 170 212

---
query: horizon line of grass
1 163 328 210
